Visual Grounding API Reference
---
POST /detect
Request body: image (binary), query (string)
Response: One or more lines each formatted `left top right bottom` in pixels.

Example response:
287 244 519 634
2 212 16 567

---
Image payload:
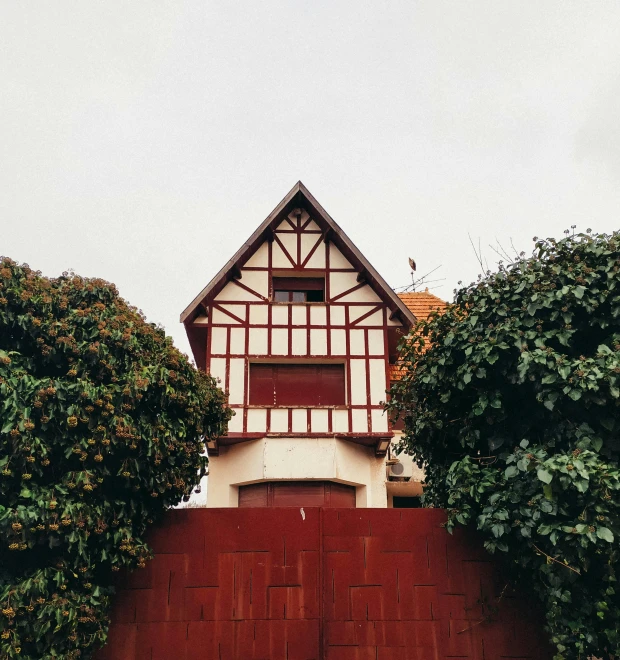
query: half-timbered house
181 182 445 508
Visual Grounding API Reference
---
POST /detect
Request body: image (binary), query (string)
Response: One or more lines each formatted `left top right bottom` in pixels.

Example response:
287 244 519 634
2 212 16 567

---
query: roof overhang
180 181 417 329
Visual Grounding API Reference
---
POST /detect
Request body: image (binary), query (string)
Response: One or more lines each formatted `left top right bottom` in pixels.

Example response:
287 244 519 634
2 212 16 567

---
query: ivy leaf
596 527 614 543
505 465 518 479
537 469 553 484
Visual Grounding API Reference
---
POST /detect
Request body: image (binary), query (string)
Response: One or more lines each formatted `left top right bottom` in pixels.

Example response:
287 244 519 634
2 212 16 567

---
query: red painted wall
95 508 551 660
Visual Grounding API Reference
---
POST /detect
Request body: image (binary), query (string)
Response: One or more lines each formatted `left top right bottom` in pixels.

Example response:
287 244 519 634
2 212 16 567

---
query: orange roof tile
397 290 448 321
389 291 449 382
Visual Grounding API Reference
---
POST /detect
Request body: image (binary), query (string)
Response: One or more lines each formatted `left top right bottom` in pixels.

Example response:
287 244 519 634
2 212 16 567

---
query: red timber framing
181 182 416 456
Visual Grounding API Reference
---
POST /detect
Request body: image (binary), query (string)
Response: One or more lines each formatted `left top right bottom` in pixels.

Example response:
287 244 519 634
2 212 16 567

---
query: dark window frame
272 276 325 303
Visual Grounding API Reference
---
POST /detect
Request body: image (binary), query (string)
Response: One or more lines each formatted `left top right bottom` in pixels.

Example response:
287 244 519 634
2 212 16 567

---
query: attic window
272 277 324 303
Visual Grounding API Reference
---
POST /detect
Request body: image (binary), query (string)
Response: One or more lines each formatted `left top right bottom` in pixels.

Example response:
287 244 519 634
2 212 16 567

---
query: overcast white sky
2 1 620 358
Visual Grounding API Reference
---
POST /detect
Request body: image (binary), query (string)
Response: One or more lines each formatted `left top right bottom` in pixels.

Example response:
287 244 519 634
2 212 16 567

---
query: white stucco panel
271 328 288 355
310 305 327 326
247 408 267 433
228 358 245 405
349 305 375 323
311 408 329 432
355 310 384 326
271 305 288 326
330 329 346 355
210 326 227 355
208 357 227 387
349 359 367 404
215 281 261 302
330 271 359 298
291 329 307 355
330 305 345 326
249 304 268 325
338 285 382 304
243 242 269 268
367 329 385 355
272 240 294 268
263 438 337 480
276 233 298 265
351 409 369 433
292 305 306 326
310 329 327 355
219 303 247 321
248 327 268 355
305 243 326 268
276 219 293 231
228 408 244 433
349 329 365 356
304 219 320 231
292 409 308 433
270 408 289 432
300 234 321 265
329 243 353 269
212 307 241 325
371 409 388 433
369 359 388 405
241 271 268 298
230 327 246 355
332 409 349 433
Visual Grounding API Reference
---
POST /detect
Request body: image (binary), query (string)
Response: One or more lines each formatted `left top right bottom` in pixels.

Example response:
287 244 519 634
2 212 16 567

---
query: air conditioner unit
386 460 412 482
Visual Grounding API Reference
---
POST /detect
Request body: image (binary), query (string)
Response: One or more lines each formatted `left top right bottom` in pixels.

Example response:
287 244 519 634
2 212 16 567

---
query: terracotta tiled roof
389 363 405 380
397 290 448 321
389 290 449 382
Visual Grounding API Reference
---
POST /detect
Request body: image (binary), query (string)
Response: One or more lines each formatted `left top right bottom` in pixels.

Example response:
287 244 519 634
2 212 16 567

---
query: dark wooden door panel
238 482 269 507
238 481 356 508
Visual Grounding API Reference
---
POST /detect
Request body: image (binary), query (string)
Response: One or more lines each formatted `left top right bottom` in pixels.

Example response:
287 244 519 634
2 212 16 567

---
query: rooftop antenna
394 259 444 293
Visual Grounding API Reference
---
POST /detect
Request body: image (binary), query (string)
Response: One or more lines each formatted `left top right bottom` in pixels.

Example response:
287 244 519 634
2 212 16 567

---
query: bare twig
531 544 581 574
468 233 485 272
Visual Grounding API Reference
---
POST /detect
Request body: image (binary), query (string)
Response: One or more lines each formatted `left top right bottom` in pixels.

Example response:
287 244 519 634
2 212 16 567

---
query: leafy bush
0 258 230 659
389 231 620 659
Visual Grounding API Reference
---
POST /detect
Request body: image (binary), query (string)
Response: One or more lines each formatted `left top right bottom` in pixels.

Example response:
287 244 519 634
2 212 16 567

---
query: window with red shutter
249 363 345 406
272 277 325 302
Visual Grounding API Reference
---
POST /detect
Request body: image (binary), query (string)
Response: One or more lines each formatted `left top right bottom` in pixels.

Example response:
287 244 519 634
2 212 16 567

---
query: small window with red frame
272 277 325 303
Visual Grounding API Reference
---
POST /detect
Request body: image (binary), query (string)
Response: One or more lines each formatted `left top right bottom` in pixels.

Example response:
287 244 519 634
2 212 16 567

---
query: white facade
182 183 423 508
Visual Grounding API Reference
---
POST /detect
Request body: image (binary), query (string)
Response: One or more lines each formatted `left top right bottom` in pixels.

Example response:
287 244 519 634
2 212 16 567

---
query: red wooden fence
96 508 551 659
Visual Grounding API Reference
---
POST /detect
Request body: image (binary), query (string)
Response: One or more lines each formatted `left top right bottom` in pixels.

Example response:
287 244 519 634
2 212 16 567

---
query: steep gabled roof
180 181 417 327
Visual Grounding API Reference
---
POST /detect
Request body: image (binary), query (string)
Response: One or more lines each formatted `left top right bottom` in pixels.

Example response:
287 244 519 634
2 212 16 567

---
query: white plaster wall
206 437 388 508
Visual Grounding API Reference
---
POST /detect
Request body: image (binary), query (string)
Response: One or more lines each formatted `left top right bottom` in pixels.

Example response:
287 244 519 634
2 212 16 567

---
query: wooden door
238 481 356 507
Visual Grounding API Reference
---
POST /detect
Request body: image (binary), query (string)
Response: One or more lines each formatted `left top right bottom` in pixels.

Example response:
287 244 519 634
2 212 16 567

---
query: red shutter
249 364 345 407
271 482 327 507
272 277 324 291
238 483 269 507
249 364 275 405
319 365 346 405
276 365 321 406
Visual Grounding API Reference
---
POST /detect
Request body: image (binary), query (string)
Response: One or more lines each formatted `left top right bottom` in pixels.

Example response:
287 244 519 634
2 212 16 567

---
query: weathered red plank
96 508 551 660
